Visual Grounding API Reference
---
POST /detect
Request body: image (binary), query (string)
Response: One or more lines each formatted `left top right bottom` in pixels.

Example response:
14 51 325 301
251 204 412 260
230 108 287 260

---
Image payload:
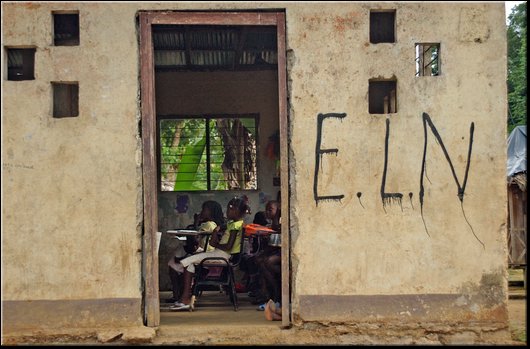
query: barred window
415 43 440 76
159 115 258 191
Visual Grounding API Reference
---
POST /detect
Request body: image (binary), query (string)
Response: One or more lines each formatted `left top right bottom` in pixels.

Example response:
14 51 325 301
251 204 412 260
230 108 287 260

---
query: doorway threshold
156 291 281 344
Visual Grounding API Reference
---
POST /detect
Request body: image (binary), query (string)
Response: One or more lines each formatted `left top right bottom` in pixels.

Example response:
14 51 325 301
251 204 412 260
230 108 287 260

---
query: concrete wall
1 2 144 332
155 70 279 291
1 1 508 340
286 2 508 326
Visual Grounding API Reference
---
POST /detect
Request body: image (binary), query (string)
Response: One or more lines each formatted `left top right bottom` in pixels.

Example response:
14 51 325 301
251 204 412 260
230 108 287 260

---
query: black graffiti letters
419 112 481 246
381 118 404 211
313 112 475 210
312 111 480 245
419 112 475 211
313 113 347 205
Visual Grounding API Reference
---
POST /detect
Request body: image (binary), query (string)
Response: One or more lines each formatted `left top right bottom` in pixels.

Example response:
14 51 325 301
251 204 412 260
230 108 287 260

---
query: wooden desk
165 229 213 251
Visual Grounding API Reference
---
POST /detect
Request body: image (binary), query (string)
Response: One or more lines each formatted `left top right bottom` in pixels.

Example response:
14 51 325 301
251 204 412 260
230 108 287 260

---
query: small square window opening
369 80 397 114
53 13 79 46
7 48 36 81
370 10 396 43
416 43 440 76
52 82 79 118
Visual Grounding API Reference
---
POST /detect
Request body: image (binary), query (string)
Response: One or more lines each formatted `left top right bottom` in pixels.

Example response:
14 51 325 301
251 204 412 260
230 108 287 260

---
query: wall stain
333 12 359 33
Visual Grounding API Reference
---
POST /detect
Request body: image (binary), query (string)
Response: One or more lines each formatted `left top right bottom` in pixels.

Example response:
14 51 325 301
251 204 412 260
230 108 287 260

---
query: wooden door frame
139 10 289 327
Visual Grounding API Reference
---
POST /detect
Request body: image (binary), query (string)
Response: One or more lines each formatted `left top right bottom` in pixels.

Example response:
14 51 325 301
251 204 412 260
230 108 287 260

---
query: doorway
139 11 289 328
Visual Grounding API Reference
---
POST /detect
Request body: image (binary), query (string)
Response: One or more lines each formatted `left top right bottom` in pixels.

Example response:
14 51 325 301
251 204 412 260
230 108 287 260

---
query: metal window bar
415 44 440 77
159 116 257 191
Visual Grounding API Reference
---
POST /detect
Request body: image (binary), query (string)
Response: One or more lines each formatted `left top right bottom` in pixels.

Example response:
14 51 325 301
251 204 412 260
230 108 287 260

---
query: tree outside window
159 115 257 191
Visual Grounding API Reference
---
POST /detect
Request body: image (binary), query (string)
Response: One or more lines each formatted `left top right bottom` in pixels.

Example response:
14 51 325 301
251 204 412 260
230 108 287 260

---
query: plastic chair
191 230 245 311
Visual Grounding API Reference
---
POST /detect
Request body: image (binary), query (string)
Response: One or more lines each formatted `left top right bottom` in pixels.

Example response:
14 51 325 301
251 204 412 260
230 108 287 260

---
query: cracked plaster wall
1 1 508 331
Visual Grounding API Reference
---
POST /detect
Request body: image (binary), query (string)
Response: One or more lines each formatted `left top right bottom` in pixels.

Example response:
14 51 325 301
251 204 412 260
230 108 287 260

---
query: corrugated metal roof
153 25 277 71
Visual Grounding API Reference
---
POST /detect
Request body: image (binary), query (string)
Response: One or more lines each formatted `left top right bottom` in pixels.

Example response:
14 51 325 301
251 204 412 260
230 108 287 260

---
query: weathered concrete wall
285 2 508 327
1 1 508 340
2 2 144 331
155 70 279 291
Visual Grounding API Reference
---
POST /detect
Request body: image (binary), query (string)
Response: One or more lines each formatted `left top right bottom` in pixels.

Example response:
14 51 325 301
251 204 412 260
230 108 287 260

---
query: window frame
6 47 36 81
156 113 260 193
415 43 441 77
53 12 80 46
51 81 79 118
369 9 396 44
368 79 397 114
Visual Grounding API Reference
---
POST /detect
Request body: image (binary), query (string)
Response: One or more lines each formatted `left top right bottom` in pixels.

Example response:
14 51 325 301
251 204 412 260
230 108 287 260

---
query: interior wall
155 70 280 291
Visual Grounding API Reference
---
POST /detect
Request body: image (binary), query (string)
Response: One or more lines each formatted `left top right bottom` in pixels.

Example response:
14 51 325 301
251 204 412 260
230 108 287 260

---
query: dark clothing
253 211 268 226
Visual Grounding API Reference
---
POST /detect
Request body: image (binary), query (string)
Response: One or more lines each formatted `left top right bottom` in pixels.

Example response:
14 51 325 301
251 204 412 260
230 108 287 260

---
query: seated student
166 236 198 303
171 197 250 311
244 200 281 308
239 200 277 291
256 244 281 311
167 200 224 307
239 206 270 294
256 200 281 310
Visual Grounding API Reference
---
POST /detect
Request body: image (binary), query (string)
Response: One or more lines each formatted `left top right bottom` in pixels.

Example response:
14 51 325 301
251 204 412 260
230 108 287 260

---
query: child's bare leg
263 255 282 303
179 269 194 304
169 267 186 301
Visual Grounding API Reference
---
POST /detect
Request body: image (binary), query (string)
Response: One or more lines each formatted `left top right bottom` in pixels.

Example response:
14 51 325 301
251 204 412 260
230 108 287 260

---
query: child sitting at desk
241 200 281 307
255 200 281 310
167 200 224 305
170 196 250 311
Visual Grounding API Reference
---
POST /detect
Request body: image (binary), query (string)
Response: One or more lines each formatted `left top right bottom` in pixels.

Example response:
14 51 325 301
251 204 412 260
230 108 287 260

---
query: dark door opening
139 11 289 328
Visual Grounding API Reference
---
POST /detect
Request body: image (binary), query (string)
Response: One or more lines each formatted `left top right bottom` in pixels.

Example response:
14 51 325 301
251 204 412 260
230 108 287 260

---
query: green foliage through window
415 43 440 76
159 115 258 191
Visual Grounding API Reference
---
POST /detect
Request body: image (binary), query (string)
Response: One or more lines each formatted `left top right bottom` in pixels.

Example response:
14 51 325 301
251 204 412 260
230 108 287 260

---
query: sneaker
169 303 190 311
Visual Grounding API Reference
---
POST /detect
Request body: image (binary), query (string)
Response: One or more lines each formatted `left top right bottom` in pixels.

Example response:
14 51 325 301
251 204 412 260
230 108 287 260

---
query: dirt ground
508 296 527 343
2 290 526 345
508 268 527 344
